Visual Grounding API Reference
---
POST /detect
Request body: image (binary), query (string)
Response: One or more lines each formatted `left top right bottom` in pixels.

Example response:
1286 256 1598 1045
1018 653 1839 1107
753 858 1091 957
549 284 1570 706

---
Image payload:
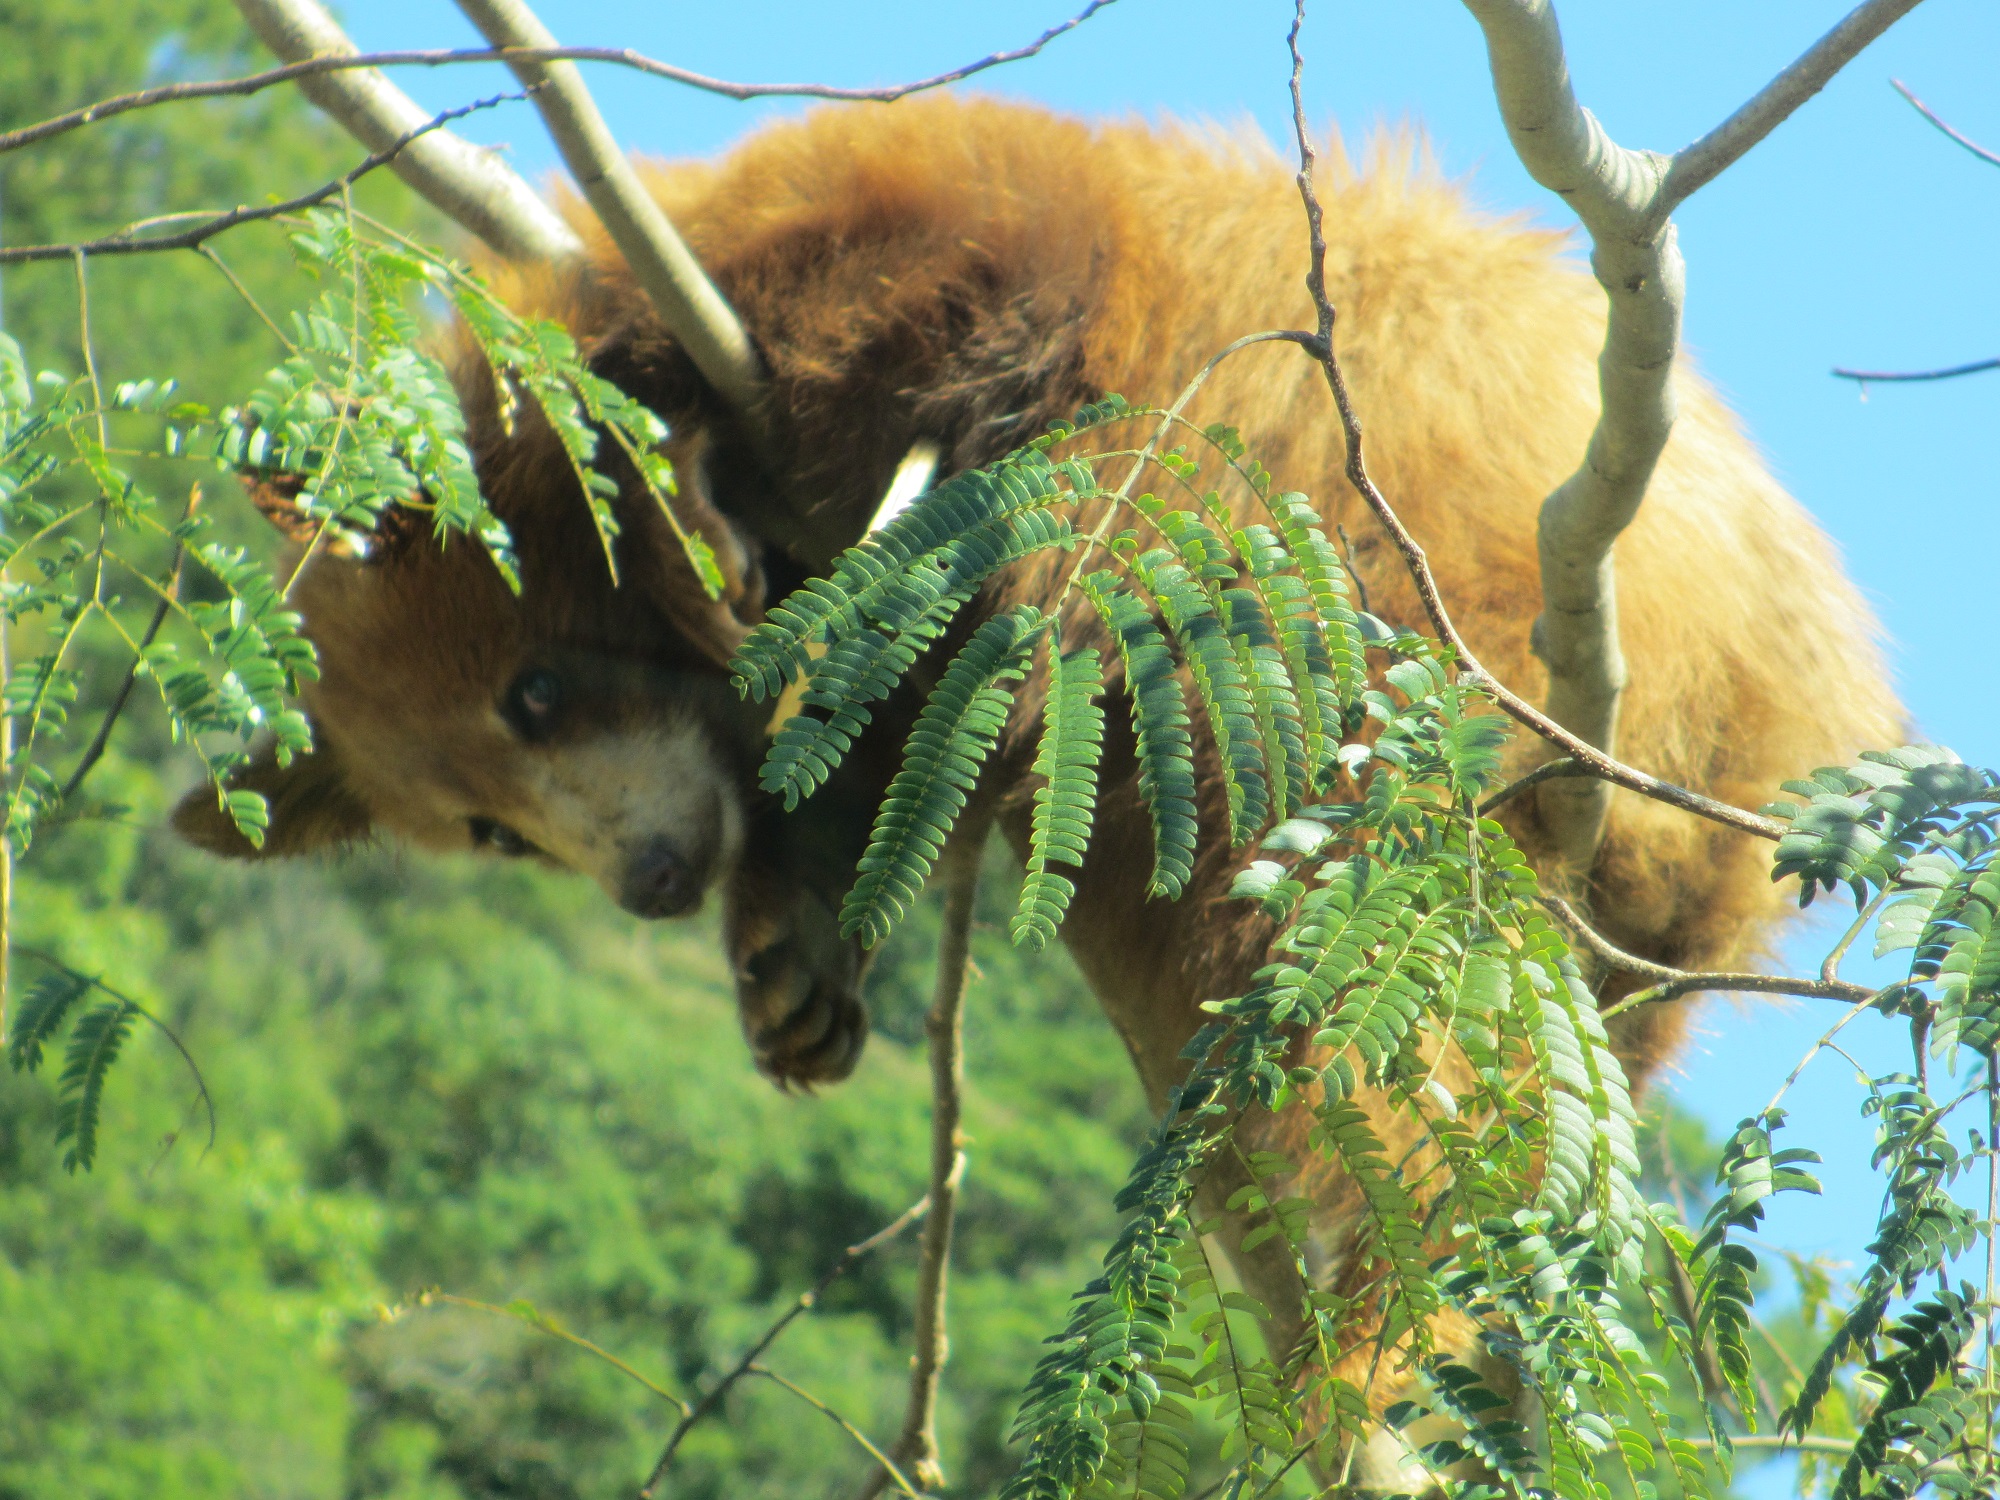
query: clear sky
331 0 1998 1442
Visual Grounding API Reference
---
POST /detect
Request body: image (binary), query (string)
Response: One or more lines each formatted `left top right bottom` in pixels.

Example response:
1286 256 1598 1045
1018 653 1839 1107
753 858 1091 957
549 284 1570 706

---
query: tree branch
747 1367 928 1500
1540 894 1879 1016
1478 756 1586 816
1283 11 1784 846
1891 77 2000 168
452 0 769 433
637 1181 941 1496
1659 0 1931 215
61 493 195 806
1833 355 2000 384
1452 0 1924 866
230 0 581 261
0 91 524 265
2 2 1117 158
855 838 981 1498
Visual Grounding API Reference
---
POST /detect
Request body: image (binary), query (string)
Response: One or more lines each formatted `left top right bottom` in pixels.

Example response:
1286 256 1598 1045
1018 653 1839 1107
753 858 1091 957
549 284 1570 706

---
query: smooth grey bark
231 0 582 261
1460 0 1926 869
452 0 770 428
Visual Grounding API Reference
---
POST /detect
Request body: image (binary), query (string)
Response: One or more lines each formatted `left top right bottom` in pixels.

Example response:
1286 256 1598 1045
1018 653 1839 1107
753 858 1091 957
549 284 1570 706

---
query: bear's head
171 418 772 925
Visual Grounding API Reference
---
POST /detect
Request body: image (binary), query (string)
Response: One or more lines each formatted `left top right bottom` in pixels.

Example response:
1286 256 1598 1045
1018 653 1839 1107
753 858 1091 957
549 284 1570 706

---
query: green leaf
1079 572 1198 899
52 999 137 1173
7 968 92 1073
841 607 1045 947
1013 634 1107 951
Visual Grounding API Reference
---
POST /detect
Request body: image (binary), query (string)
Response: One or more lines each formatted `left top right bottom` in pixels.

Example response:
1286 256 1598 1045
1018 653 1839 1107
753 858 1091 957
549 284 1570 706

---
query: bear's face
314 647 754 919
173 441 770 925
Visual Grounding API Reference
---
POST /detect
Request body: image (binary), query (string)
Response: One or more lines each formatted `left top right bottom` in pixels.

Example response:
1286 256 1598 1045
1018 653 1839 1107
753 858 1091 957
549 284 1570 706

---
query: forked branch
638 1181 941 1495
1455 0 1924 866
231 0 581 260
1284 10 1783 845
1541 895 1878 1016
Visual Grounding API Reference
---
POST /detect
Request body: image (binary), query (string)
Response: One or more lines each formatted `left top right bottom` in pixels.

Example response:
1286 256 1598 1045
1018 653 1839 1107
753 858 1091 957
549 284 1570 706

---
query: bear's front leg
721 725 904 1087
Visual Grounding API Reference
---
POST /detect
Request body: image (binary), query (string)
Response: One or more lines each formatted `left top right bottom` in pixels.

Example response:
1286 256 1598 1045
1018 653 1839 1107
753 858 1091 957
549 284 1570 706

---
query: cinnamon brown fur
175 97 1902 1463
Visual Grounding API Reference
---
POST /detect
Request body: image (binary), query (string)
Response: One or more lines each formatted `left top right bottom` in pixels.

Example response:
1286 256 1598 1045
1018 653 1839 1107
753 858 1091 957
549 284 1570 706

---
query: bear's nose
621 838 700 919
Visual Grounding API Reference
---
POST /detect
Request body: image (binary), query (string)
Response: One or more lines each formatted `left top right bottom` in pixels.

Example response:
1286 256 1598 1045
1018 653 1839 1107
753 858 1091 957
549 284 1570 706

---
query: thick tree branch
1455 0 1924 868
230 0 580 261
453 0 769 432
637 1181 941 1496
0 93 522 265
1283 17 1783 845
855 840 980 1499
2 3 1117 158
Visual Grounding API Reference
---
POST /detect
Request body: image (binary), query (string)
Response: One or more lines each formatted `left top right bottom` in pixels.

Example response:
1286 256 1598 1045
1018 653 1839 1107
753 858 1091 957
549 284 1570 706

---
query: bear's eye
468 817 535 858
503 668 563 741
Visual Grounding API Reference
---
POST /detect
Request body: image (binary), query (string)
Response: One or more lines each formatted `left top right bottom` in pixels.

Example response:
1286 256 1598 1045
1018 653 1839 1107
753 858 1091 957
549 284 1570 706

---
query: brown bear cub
176 98 1901 1436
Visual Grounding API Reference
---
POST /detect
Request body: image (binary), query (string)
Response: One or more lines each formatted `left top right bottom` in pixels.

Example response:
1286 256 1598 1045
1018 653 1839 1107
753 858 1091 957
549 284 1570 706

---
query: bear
174 96 1903 1470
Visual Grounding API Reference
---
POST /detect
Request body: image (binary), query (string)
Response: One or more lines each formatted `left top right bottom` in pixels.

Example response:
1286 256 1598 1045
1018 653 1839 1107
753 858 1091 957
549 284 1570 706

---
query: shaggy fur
176 97 1903 1459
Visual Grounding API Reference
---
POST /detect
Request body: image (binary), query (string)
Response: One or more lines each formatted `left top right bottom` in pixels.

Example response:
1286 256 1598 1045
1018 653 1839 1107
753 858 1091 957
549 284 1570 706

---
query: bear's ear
240 471 422 565
171 741 373 859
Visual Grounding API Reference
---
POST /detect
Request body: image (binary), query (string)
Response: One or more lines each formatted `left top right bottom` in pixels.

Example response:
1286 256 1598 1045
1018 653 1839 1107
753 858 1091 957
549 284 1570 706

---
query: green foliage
0 786 1161 1498
1012 631 1106 951
732 401 1369 925
3 17 1995 1497
842 607 1045 946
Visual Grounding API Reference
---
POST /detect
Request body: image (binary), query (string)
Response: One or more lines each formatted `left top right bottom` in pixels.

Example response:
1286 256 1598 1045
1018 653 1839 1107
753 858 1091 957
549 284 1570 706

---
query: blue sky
332 0 1997 1429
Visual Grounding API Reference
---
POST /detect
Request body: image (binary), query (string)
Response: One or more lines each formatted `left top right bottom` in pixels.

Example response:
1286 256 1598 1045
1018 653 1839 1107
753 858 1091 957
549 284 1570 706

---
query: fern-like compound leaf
1833 1288 1978 1500
731 446 1076 700
52 998 136 1173
841 607 1045 947
1013 634 1107 952
1079 572 1199 899
759 589 975 809
1130 549 1269 841
6 967 92 1073
1269 492 1366 713
1765 745 1998 904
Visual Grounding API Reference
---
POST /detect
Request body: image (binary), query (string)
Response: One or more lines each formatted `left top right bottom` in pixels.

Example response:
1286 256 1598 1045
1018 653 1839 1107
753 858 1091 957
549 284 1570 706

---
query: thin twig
1833 355 2000 384
747 1366 928 1500
1284 7 1784 847
1891 77 2000 169
1682 1434 1857 1455
637 1181 942 1496
0 91 527 265
1478 756 1585 815
0 4 1118 157
855 837 982 1499
1541 895 1878 1017
420 1291 689 1409
61 492 196 805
